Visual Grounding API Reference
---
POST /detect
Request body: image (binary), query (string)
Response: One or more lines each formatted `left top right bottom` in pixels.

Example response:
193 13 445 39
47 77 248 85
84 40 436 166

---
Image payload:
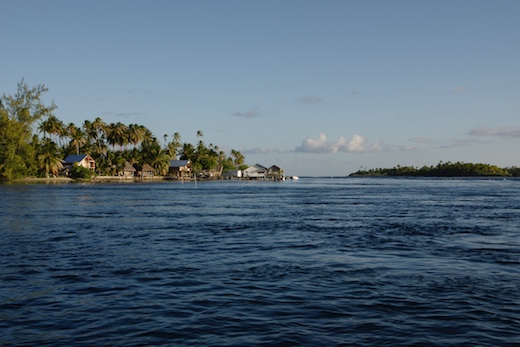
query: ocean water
1 178 519 346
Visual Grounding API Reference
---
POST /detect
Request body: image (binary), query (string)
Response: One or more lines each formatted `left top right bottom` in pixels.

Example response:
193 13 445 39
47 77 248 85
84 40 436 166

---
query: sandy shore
10 176 170 184
13 177 74 183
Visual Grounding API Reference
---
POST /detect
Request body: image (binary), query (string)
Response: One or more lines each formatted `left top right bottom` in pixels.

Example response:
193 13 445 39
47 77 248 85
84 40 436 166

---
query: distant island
349 161 520 177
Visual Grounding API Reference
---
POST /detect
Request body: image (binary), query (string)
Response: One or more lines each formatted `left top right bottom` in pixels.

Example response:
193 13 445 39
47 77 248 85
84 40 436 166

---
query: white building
242 164 268 180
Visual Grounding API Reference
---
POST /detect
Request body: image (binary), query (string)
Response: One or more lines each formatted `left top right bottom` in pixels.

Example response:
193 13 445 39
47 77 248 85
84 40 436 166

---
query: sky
2 0 520 176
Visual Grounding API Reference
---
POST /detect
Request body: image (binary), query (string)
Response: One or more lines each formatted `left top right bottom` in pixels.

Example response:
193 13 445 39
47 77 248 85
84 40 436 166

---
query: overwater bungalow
242 164 268 180
267 165 284 181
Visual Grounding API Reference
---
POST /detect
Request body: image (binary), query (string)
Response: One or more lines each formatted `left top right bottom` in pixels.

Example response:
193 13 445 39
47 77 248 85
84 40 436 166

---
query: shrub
69 165 92 179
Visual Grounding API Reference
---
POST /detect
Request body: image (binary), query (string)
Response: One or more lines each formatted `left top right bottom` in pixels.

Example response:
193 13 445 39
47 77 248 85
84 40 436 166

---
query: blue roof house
64 154 96 171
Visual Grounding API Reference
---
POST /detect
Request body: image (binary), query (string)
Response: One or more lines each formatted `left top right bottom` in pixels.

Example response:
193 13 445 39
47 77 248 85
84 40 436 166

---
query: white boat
290 176 299 180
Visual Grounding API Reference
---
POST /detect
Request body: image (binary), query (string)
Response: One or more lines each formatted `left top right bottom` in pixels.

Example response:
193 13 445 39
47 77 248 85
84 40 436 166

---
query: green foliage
69 165 92 179
350 161 514 177
178 134 244 175
36 138 63 177
507 167 520 177
1 82 247 180
0 80 56 180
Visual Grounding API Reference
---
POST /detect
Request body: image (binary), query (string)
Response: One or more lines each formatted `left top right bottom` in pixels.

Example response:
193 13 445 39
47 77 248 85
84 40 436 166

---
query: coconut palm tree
39 115 65 145
91 117 108 156
67 123 87 155
37 138 63 177
38 118 51 139
180 143 195 161
149 150 170 175
106 122 128 152
140 126 154 145
83 120 97 148
128 123 145 149
166 132 182 158
231 149 245 168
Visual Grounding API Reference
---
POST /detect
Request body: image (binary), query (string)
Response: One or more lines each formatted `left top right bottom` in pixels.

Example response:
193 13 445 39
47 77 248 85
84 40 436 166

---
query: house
64 154 96 171
169 160 191 177
122 162 136 177
267 165 284 181
221 169 242 179
140 163 155 178
127 163 156 178
242 164 268 180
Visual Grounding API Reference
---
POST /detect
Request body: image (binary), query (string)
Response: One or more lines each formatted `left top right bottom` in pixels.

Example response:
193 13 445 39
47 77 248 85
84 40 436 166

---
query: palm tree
97 151 123 176
39 115 65 145
217 149 226 170
139 138 170 176
128 123 144 149
231 149 245 168
149 149 170 175
83 120 96 148
67 124 87 155
92 117 108 156
196 130 203 140
140 126 154 145
38 119 51 139
180 143 195 161
37 138 63 177
107 122 128 152
167 132 181 158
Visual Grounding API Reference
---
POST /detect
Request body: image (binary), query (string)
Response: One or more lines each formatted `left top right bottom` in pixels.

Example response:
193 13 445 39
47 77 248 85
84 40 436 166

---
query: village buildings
61 154 287 181
223 164 285 181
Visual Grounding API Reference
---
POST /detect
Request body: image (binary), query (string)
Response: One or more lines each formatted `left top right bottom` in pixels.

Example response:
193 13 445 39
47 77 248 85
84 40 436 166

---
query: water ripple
1 178 519 346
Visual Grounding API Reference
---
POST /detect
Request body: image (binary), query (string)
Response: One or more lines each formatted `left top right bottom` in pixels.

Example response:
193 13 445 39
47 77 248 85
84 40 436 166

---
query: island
349 162 520 177
0 81 250 182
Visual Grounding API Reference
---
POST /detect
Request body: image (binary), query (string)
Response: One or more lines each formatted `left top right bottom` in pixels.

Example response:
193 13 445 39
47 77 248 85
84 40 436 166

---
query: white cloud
232 106 261 118
299 96 322 104
437 138 488 148
469 127 520 138
295 133 331 153
409 137 435 144
242 147 281 155
294 133 382 154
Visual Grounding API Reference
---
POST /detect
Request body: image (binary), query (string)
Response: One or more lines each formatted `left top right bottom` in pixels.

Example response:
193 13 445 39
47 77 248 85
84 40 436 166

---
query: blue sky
2 0 519 176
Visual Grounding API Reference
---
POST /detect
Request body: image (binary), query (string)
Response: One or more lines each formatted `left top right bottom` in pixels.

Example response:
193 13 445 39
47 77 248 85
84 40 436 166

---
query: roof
64 154 92 163
244 163 268 172
123 162 136 172
169 160 190 168
142 163 154 171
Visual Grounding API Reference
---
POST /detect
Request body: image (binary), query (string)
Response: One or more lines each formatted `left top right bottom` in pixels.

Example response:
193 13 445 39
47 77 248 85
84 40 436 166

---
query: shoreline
7 176 214 184
8 176 166 184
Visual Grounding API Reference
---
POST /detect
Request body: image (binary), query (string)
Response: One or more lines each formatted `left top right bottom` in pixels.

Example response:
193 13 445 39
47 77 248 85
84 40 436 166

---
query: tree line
350 161 520 177
0 81 247 180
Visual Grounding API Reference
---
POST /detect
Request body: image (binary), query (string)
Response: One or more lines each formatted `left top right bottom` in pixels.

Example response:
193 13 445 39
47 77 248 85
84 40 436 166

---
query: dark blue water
1 178 519 346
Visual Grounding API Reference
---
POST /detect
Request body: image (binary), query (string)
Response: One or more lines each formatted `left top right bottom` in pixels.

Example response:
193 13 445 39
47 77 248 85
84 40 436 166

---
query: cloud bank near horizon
294 133 382 154
469 127 520 138
241 147 281 155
